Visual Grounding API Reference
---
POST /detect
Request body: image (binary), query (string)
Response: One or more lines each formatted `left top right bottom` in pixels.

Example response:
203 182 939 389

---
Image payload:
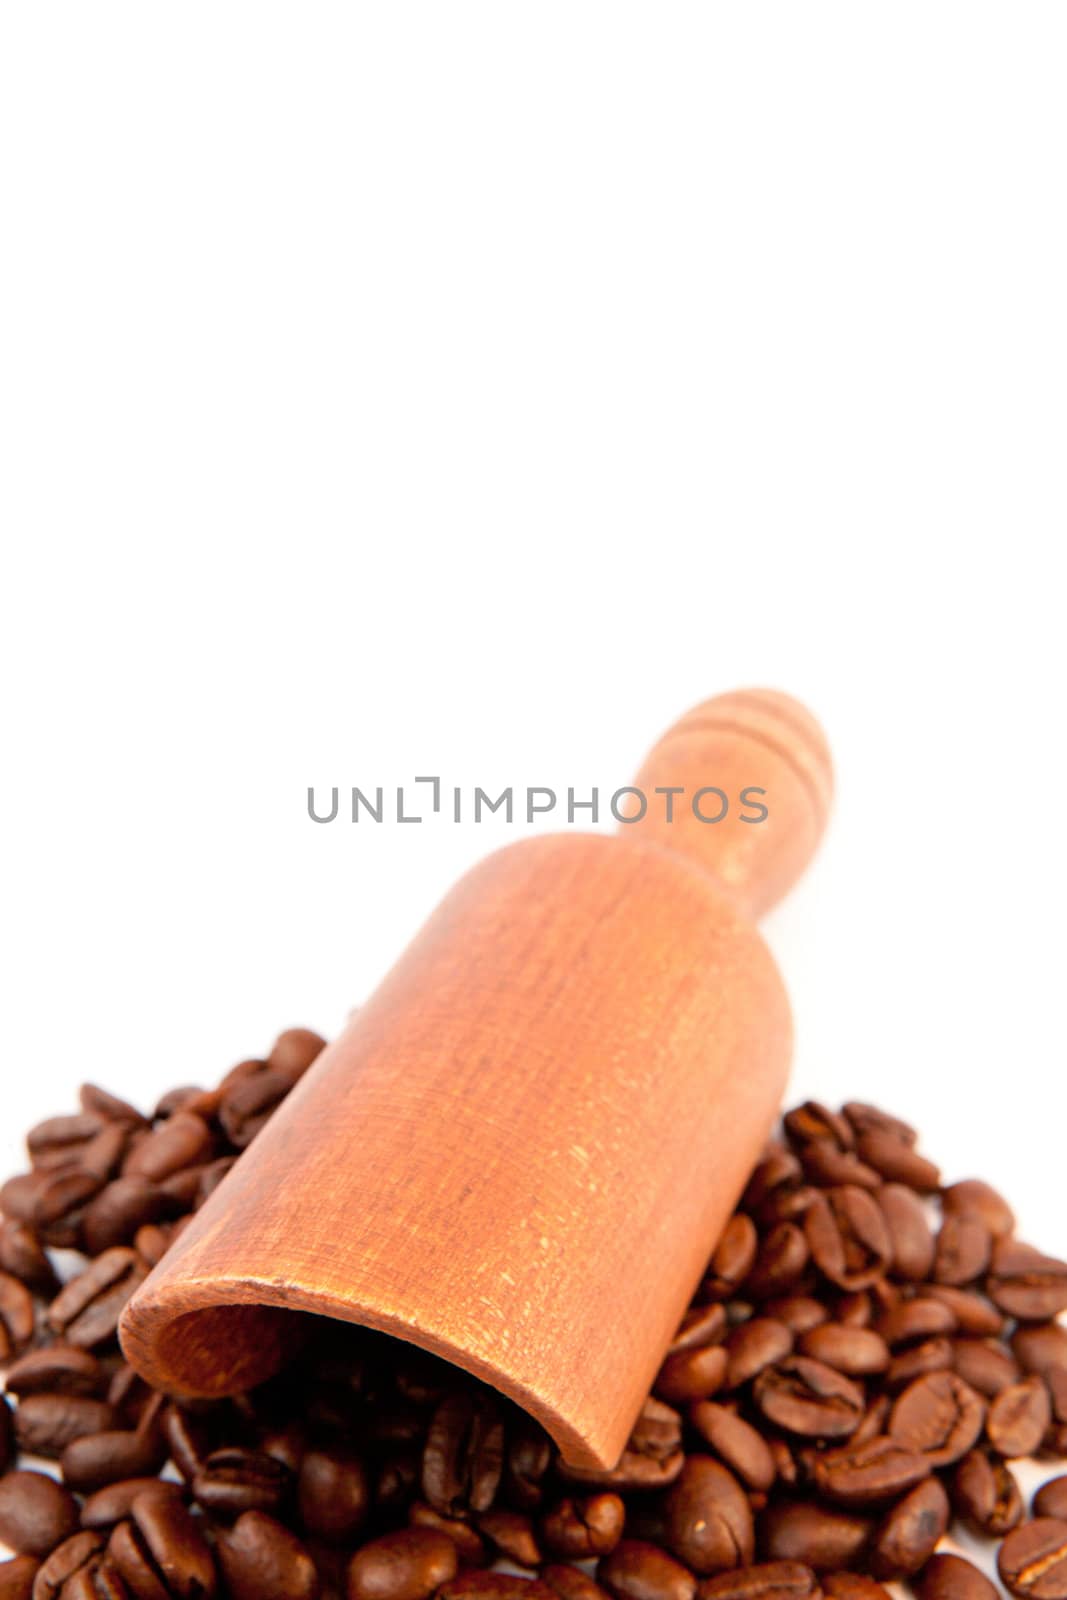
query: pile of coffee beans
2 1039 1067 1600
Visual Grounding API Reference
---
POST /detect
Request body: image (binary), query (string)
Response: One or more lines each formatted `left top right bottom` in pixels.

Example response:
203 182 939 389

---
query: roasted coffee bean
191 1447 291 1520
877 1186 935 1282
297 1446 368 1544
988 1376 1053 1458
669 1305 728 1355
0 1471 81 1559
951 1448 1024 1536
597 1541 697 1600
437 1579 556 1600
122 1115 212 1184
743 1226 810 1300
5 1348 105 1400
14 1396 118 1459
31 1531 105 1600
886 1338 955 1392
663 1457 753 1574
158 1407 213 1484
933 1217 992 1287
0 1273 36 1358
1014 1325 1067 1378
743 1151 804 1215
925 1287 1004 1338
785 1104 855 1150
268 1027 327 1080
79 1087 146 1130
697 1562 819 1600
821 1577 890 1600
79 1482 182 1535
408 1503 487 1566
0 1405 13 1478
941 1180 1015 1238
48 1250 146 1350
81 1181 173 1258
805 1188 891 1292
867 1475 949 1578
27 1116 104 1165
689 1405 776 1493
422 1390 504 1517
797 1325 889 1377
655 1346 728 1405
726 1323 795 1390
763 1299 827 1337
61 1429 168 1494
215 1510 320 1600
703 1218 759 1300
842 1104 917 1147
543 1568 612 1600
0 1555 38 1600
0 1219 60 1298
854 1131 939 1192
502 1424 553 1510
1036 1482 1067 1521
107 1491 217 1600
753 1358 865 1441
219 1069 299 1149
989 1243 1067 1322
541 1495 625 1559
916 1553 1000 1600
757 1502 871 1570
346 1529 459 1600
877 1298 956 1348
889 1371 985 1466
477 1510 542 1567
797 1143 880 1192
999 1518 1067 1600
952 1337 1020 1396
809 1435 930 1506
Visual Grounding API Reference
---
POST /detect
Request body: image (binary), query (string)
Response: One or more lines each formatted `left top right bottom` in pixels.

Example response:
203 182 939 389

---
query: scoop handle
625 688 832 918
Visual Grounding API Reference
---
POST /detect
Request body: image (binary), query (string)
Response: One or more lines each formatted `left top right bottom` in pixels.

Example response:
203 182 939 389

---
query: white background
2 6 1065 1277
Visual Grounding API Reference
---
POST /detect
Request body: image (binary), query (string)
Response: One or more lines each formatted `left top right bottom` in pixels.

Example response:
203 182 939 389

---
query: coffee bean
886 1339 955 1393
953 1338 1021 1397
47 1250 146 1350
0 1219 59 1298
477 1510 542 1567
889 1372 985 1466
79 1482 182 1534
809 1435 931 1506
543 1569 611 1600
597 1541 697 1600
541 1494 625 1559
122 1115 212 1184
763 1299 827 1337
726 1323 795 1390
951 1449 1024 1536
989 1244 1067 1322
0 1555 38 1600
422 1392 504 1517
346 1529 459 1600
878 1299 957 1348
0 1472 81 1559
934 1217 993 1287
656 1347 728 1406
689 1405 776 1493
798 1325 890 1377
703 1218 759 1300
297 1446 368 1544
797 1144 879 1192
14 1396 118 1459
61 1429 168 1495
79 1087 146 1131
821 1577 890 1600
757 1502 871 1570
191 1447 291 1520
842 1105 918 1147
437 1579 556 1600
753 1358 865 1441
663 1457 753 1575
107 1492 217 1600
854 1131 940 1192
1014 1325 1067 1378
0 1273 36 1359
216 1510 320 1600
925 1287 1004 1339
697 1562 819 1600
941 1180 1016 1238
999 1518 1067 1600
744 1226 810 1300
5 1349 105 1401
785 1104 855 1150
669 1306 729 1356
867 1475 949 1578
877 1187 936 1282
31 1531 105 1600
986 1376 1052 1459
1037 1482 1067 1521
81 1181 173 1258
806 1188 891 1292
916 1553 1000 1600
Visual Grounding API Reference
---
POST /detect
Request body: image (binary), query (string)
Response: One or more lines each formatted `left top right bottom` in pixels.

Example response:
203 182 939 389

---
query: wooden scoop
120 689 831 1469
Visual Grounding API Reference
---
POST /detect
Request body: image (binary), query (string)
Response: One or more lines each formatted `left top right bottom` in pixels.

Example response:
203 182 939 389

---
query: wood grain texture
120 689 831 1469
